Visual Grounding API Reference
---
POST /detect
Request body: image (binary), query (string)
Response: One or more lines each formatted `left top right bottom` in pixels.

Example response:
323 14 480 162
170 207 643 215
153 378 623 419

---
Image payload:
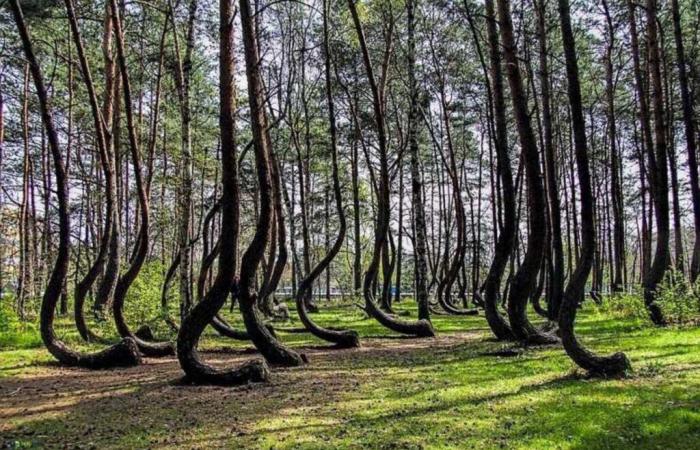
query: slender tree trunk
10 0 140 369
496 0 556 345
109 0 175 356
480 0 516 340
641 0 669 325
294 0 359 347
237 0 305 366
348 0 433 337
536 0 562 316
177 0 269 385
671 0 700 281
407 0 430 322
556 0 630 376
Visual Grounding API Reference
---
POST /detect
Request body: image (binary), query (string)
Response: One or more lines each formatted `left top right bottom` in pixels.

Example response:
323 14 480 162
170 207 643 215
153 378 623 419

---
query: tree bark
641 0 669 325
496 0 557 345
348 0 434 338
10 0 140 369
176 0 270 385
407 0 431 322
109 0 175 356
237 0 305 366
671 0 700 281
557 0 631 376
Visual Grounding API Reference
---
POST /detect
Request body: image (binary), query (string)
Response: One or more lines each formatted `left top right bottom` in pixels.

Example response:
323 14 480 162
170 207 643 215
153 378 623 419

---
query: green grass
1 302 699 449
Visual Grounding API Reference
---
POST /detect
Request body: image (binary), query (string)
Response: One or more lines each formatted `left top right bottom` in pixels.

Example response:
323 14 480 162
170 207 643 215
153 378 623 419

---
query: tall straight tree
642 0 669 325
601 0 625 292
167 0 200 320
671 0 700 281
626 0 654 284
407 0 430 322
556 0 630 376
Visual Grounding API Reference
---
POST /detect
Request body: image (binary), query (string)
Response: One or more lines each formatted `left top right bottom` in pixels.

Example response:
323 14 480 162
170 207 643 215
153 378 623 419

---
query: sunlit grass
1 302 699 449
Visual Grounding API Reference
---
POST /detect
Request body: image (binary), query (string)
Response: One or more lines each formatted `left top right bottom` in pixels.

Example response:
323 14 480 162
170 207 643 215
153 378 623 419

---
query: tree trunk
348 0 433 337
176 0 270 385
671 0 700 281
407 0 430 322
641 0 669 325
10 0 140 369
496 0 557 345
557 0 631 376
237 0 305 366
109 0 175 356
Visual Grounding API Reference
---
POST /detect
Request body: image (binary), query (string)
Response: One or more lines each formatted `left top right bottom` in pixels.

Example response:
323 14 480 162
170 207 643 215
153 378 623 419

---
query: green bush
0 298 42 349
124 260 176 339
656 270 700 324
592 289 649 326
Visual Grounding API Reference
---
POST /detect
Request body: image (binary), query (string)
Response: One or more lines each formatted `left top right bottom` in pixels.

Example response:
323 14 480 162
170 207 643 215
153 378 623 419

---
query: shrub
656 270 700 324
0 298 41 349
592 289 649 326
124 260 176 339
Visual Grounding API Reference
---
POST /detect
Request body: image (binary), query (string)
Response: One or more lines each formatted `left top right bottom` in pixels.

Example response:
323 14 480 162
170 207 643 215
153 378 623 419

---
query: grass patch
1 303 699 449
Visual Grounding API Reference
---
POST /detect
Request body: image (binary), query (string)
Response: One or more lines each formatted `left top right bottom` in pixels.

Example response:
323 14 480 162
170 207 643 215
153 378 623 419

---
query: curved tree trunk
535 0 564 317
641 0 669 326
64 0 119 344
176 0 270 385
237 0 305 366
496 0 558 345
557 0 631 377
480 0 516 341
348 0 434 338
109 0 175 356
11 0 141 369
294 0 359 348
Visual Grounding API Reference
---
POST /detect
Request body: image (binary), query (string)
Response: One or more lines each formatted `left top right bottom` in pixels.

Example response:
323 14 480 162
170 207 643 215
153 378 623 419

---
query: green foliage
593 290 649 326
0 298 41 350
656 271 700 324
123 260 175 340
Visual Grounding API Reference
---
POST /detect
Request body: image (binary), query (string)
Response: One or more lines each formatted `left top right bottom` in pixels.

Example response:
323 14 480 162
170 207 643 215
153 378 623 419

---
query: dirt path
0 332 482 449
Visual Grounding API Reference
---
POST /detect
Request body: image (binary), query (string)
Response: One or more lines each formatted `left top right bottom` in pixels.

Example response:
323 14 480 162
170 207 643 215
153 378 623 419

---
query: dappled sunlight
1 310 699 448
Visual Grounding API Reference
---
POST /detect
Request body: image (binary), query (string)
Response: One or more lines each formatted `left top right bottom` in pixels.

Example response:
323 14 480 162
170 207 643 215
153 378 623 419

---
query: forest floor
1 303 700 449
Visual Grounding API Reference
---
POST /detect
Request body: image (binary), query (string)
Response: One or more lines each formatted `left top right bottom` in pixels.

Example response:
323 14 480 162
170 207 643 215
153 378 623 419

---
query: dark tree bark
237 0 305 366
176 0 270 385
535 0 564 317
496 0 557 345
556 0 631 376
641 0 669 325
480 0 516 340
348 0 434 338
671 0 700 281
9 0 141 369
407 0 430 322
